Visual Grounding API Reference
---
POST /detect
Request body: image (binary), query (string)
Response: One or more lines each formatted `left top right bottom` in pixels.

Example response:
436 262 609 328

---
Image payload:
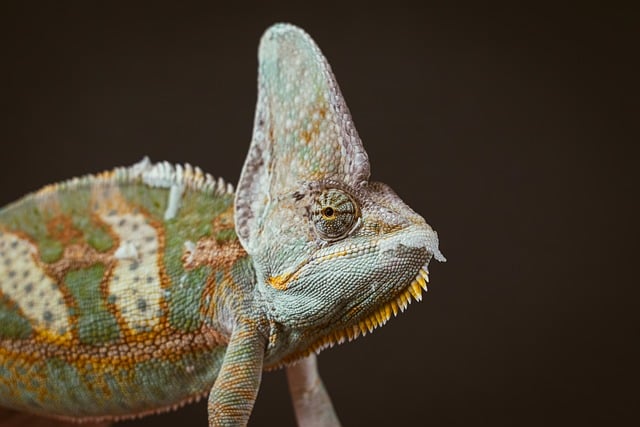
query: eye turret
311 189 359 241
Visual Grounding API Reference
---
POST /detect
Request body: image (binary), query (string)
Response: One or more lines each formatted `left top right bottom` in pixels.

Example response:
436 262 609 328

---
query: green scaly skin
0 24 445 426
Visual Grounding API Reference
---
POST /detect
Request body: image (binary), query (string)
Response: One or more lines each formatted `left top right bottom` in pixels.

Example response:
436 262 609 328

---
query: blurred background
0 2 636 426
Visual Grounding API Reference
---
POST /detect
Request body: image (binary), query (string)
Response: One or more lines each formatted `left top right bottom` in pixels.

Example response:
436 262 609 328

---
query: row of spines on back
28 157 236 201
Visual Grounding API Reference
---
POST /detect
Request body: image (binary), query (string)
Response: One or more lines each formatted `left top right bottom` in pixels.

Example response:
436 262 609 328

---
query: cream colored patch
100 213 163 331
0 230 70 334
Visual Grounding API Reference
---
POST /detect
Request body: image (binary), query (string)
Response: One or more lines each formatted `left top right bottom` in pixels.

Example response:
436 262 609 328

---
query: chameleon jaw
273 264 431 368
317 265 430 346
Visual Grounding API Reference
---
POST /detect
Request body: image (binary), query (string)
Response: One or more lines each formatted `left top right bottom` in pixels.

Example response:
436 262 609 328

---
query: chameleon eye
312 189 358 241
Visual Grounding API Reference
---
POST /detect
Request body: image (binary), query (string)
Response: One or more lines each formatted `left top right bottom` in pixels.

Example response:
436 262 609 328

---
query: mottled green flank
0 360 42 413
167 266 211 332
0 347 228 417
0 188 115 262
72 215 114 252
162 192 234 331
0 201 62 263
64 265 120 344
58 188 114 252
58 185 91 216
120 186 169 222
39 357 131 415
45 358 96 415
132 347 225 405
215 228 237 243
161 191 233 281
0 296 32 339
38 239 65 263
120 184 236 332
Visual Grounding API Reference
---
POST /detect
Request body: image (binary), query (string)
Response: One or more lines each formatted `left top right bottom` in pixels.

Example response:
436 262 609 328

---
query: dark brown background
1 2 636 426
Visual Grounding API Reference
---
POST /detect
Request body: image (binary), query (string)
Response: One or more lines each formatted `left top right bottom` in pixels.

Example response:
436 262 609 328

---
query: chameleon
0 23 445 426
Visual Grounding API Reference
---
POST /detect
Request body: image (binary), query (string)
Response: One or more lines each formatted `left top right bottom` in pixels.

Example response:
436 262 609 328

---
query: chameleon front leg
207 325 266 426
286 354 342 427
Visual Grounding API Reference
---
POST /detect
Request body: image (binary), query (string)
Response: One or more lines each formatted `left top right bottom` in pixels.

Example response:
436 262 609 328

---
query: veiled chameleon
0 23 445 426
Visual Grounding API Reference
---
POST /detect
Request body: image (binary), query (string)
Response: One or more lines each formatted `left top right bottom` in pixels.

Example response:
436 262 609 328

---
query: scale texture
0 23 444 426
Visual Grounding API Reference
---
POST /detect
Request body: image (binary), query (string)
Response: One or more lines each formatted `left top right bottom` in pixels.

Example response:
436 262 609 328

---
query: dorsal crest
234 23 370 253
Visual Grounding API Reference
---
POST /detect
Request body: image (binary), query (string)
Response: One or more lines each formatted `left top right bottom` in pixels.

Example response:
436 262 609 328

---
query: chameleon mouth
275 263 431 367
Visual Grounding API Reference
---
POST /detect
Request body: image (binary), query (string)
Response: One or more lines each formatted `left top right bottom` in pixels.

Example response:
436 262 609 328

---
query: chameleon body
0 24 444 426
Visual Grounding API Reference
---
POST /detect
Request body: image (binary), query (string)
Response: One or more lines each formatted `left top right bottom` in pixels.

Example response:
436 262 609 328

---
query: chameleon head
255 179 445 362
234 23 445 363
